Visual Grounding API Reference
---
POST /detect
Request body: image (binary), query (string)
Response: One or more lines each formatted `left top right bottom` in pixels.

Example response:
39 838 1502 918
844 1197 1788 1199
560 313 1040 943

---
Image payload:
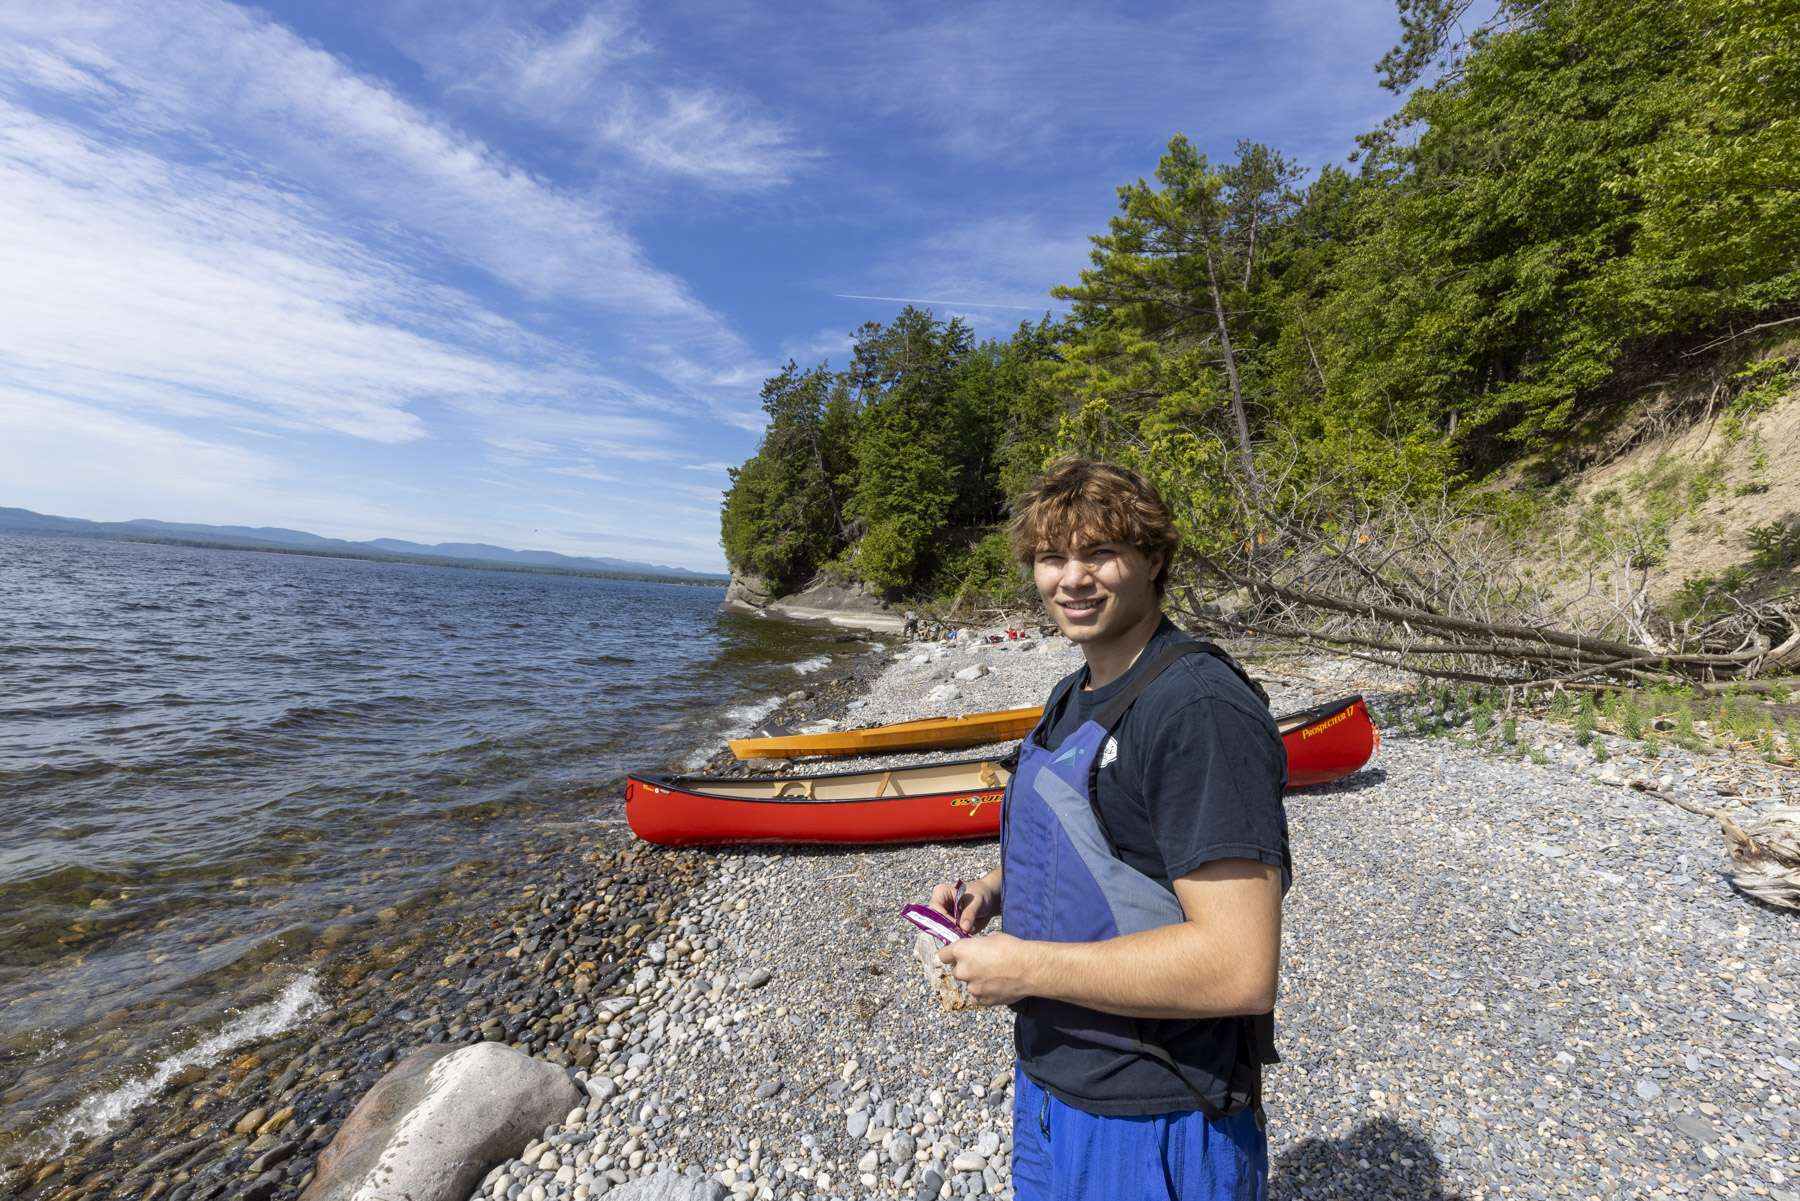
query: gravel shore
465 633 1798 1201
17 629 1795 1201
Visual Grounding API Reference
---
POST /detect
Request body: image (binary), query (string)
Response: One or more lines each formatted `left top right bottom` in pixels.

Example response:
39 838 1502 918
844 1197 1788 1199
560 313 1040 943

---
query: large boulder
723 571 904 632
606 1170 729 1200
768 578 902 633
722 571 773 612
299 1043 580 1201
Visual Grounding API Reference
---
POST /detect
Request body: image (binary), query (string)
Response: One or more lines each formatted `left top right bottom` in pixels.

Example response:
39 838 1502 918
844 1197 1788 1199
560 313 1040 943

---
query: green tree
719 361 845 592
1052 136 1303 508
843 309 966 590
1331 0 1800 453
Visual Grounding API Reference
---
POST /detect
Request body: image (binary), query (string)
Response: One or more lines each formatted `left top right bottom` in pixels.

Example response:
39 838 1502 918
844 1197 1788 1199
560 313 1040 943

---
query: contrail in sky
831 292 1063 312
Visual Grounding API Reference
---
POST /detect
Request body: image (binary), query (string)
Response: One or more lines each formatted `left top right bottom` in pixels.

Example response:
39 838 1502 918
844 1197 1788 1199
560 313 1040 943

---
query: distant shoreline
5 526 729 587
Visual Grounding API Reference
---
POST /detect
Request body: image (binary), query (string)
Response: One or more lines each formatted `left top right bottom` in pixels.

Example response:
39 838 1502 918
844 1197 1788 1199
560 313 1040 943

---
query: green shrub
1747 516 1800 570
1673 705 1702 751
1621 697 1646 740
856 520 919 592
930 530 1026 612
1472 698 1494 737
1725 358 1797 431
1574 695 1598 746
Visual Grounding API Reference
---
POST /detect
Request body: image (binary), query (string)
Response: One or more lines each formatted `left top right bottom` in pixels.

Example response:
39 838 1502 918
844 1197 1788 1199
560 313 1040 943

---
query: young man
927 460 1289 1201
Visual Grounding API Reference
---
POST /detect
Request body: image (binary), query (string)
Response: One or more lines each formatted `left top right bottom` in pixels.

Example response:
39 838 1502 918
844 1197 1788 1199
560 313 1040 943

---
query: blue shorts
1011 1065 1267 1201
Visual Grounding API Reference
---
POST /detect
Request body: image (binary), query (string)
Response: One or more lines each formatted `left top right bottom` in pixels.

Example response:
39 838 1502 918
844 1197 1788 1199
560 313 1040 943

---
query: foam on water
724 695 783 731
680 694 787 771
44 973 324 1156
790 655 832 675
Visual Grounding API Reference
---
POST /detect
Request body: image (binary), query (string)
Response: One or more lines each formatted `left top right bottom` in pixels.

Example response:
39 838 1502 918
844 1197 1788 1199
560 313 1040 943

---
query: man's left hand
937 933 1041 1006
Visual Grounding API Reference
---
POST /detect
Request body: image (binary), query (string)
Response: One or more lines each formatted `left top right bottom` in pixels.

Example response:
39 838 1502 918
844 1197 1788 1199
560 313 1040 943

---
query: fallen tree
1163 467 1800 690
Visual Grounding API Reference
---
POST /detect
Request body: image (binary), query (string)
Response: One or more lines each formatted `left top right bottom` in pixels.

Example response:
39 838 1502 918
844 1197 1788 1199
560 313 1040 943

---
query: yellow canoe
729 705 1045 760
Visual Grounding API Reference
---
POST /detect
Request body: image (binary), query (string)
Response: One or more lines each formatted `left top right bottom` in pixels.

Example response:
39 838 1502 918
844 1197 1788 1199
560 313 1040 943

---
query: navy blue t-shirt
1013 618 1290 1117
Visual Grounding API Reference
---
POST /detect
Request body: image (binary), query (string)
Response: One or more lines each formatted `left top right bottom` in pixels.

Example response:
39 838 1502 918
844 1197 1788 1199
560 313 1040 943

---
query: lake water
0 533 862 1161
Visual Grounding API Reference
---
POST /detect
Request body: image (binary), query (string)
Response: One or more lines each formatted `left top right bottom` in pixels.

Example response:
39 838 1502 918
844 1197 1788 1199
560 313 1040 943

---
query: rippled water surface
0 533 858 1156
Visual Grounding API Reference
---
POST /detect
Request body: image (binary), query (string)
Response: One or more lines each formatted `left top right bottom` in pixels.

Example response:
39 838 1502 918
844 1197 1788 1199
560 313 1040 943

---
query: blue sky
0 1 1404 572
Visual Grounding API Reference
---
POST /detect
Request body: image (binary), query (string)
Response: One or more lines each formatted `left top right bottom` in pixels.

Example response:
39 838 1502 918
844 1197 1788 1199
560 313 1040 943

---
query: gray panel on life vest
1028 752 1184 935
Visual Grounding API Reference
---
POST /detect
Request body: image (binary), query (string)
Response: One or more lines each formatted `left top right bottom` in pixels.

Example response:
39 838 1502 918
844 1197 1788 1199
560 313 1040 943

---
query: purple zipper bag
900 903 967 946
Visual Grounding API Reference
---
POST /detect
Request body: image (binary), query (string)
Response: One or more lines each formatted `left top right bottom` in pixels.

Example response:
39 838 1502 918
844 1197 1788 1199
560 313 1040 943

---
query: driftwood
1639 789 1800 912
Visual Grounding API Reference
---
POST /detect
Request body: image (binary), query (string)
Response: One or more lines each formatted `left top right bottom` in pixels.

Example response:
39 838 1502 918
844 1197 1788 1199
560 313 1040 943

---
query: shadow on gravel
1292 767 1388 796
1271 1116 1459 1200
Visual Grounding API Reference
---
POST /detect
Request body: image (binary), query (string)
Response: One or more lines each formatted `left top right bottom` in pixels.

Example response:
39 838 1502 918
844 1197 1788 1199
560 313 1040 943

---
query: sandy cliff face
1535 386 1800 616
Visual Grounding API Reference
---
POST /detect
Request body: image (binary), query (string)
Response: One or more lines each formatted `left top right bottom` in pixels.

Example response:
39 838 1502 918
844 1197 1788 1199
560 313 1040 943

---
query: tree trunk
1297 311 1328 401
1204 246 1260 509
805 422 844 541
1242 209 1259 289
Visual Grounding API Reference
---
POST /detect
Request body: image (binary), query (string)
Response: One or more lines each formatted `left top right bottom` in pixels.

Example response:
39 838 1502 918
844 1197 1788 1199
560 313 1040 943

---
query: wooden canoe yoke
770 759 1002 802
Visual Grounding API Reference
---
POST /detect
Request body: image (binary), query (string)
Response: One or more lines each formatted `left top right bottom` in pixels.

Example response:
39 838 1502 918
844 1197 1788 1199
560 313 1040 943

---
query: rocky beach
13 627 1797 1201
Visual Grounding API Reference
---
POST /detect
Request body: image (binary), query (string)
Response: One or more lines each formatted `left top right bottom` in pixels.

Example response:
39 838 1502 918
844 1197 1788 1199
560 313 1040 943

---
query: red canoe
626 696 1378 847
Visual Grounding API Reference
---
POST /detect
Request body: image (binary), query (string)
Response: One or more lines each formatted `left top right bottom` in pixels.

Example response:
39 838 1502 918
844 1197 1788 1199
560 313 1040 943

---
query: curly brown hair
1008 459 1180 594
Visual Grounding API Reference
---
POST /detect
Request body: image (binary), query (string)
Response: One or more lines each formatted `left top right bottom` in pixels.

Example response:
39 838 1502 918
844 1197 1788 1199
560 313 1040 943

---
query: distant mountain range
0 506 725 581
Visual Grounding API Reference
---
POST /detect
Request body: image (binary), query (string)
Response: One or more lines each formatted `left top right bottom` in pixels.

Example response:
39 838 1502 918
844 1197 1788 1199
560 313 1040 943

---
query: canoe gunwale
727 704 1043 760
632 756 1006 807
1275 693 1366 734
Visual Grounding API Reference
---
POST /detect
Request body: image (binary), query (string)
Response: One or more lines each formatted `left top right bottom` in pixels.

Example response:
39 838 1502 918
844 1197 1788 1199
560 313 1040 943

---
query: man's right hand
930 869 1001 935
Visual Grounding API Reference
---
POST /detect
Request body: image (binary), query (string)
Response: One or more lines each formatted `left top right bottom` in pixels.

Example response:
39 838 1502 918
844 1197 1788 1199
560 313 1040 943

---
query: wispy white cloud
832 293 1051 312
790 0 1392 169
0 389 445 542
780 328 857 365
807 2 1242 163
453 7 647 113
599 87 810 189
0 391 279 516
0 98 555 442
545 464 621 484
0 1 753 360
463 397 687 467
843 213 1085 333
557 527 719 557
393 0 812 190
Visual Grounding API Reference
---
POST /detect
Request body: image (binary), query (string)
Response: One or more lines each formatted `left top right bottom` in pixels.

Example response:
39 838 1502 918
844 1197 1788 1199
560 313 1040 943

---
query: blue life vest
1000 640 1277 1117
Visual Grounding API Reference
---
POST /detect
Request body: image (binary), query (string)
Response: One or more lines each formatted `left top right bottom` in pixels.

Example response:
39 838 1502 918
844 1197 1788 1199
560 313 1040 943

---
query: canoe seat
774 779 815 800
978 761 999 788
874 770 901 798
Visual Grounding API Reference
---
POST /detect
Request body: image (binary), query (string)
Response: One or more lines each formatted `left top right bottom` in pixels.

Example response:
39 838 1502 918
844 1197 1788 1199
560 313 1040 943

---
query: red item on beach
625 696 1378 846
